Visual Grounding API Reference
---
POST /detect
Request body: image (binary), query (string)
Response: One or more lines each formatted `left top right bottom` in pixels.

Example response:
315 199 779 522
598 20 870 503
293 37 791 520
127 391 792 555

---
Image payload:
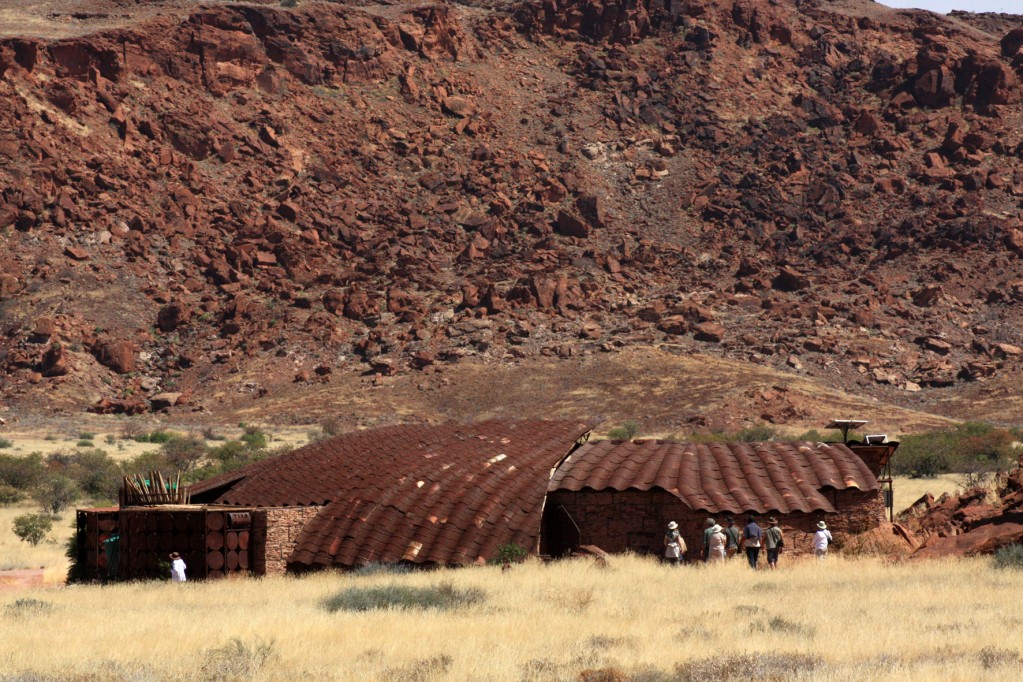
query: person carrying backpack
663 521 687 566
764 517 784 569
723 517 742 558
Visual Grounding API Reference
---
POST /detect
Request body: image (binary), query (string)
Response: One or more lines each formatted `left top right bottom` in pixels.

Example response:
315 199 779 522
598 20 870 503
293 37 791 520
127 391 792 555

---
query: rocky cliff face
3 0 1023 418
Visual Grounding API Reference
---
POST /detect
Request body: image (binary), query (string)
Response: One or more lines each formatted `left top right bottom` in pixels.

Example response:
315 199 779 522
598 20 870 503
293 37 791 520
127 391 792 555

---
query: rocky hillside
3 0 1023 420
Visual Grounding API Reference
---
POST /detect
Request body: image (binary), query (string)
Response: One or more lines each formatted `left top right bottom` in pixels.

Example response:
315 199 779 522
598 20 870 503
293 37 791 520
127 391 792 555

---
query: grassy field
0 426 311 461
0 504 73 578
1 554 1022 681
892 474 962 513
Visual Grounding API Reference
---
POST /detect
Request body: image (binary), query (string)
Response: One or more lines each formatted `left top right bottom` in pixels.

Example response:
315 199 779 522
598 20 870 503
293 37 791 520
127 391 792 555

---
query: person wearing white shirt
813 521 833 560
170 552 187 582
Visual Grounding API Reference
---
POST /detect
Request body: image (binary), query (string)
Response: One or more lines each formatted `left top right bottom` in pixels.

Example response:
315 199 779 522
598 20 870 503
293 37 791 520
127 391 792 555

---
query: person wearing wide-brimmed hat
169 551 187 582
813 520 833 560
707 524 727 562
764 517 784 569
663 521 687 566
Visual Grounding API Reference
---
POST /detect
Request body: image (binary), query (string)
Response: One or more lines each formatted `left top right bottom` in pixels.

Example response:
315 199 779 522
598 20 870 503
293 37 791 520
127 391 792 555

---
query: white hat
817 521 827 530
667 521 678 530
710 524 723 534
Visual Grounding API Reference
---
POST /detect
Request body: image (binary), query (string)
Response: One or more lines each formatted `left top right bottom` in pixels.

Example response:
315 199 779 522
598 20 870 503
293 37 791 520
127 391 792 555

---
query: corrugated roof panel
548 440 878 514
198 419 594 567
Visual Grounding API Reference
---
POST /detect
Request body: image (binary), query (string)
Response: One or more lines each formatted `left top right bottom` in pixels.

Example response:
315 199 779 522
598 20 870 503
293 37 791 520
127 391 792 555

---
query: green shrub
493 542 529 565
993 544 1023 570
322 582 486 613
280 0 298 8
201 637 277 682
607 421 639 440
893 422 1019 479
0 452 46 490
47 449 122 501
12 513 53 545
240 427 268 449
77 432 96 441
0 437 12 449
161 434 207 471
734 424 777 442
32 474 81 514
0 483 24 505
76 439 94 448
140 430 174 444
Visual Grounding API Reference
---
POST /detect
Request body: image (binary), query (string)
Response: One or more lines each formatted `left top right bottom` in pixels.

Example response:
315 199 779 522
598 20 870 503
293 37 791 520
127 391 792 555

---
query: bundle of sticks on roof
120 470 190 506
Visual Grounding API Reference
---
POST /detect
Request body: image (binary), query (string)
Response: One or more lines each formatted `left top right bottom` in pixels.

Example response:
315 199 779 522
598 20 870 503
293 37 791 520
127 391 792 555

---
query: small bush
993 544 1023 570
749 616 815 637
77 432 96 441
322 582 485 613
280 0 299 8
734 423 776 442
320 416 344 437
161 434 207 471
607 421 638 440
674 652 819 682
493 542 529 565
0 483 24 505
240 427 268 449
0 452 46 490
32 474 81 514
4 598 53 617
976 646 1021 669
0 438 12 449
201 637 277 682
75 439 94 448
12 513 53 545
104 434 117 445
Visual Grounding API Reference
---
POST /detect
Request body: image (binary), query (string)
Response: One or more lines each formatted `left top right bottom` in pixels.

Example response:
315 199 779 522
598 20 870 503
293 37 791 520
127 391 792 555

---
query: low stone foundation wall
252 506 323 575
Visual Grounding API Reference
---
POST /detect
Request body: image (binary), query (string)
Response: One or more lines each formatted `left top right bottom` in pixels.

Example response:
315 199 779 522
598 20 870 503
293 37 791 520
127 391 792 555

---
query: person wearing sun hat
764 517 784 569
707 523 727 562
663 521 687 566
813 520 833 560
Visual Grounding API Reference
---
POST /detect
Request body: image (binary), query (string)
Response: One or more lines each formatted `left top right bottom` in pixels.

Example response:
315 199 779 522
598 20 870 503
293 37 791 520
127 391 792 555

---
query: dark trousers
767 548 780 566
746 546 760 568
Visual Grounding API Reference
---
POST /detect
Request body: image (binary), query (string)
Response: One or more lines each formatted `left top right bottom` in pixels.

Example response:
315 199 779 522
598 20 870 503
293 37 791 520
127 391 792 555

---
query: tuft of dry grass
0 554 1022 680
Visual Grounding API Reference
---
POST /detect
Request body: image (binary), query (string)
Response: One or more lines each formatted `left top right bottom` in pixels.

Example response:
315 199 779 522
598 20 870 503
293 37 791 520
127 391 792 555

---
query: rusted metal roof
190 419 594 566
549 440 879 514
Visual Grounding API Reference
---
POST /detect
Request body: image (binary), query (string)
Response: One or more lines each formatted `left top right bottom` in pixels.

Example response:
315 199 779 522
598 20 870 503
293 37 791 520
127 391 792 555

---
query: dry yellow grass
892 474 962 513
1 554 1022 680
0 425 311 461
0 504 73 578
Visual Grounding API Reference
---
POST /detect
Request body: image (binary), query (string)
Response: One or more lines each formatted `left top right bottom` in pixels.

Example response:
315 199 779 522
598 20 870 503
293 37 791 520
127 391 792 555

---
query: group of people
663 516 833 568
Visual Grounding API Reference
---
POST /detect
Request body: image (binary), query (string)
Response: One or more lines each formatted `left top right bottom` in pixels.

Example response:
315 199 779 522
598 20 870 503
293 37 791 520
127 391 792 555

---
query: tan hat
768 517 778 525
817 521 827 530
667 521 678 530
169 552 180 559
710 524 723 534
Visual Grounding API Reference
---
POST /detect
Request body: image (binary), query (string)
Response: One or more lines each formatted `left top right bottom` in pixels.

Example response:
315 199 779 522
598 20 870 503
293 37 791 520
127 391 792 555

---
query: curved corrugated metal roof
189 419 594 567
548 440 879 514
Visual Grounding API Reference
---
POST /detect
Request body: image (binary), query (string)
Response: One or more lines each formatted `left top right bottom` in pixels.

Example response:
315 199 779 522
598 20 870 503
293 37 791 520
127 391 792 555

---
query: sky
878 1 1020 12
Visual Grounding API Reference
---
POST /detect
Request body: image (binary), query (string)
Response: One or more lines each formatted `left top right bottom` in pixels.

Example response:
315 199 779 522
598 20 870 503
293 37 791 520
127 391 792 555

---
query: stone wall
543 487 886 559
252 506 323 575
